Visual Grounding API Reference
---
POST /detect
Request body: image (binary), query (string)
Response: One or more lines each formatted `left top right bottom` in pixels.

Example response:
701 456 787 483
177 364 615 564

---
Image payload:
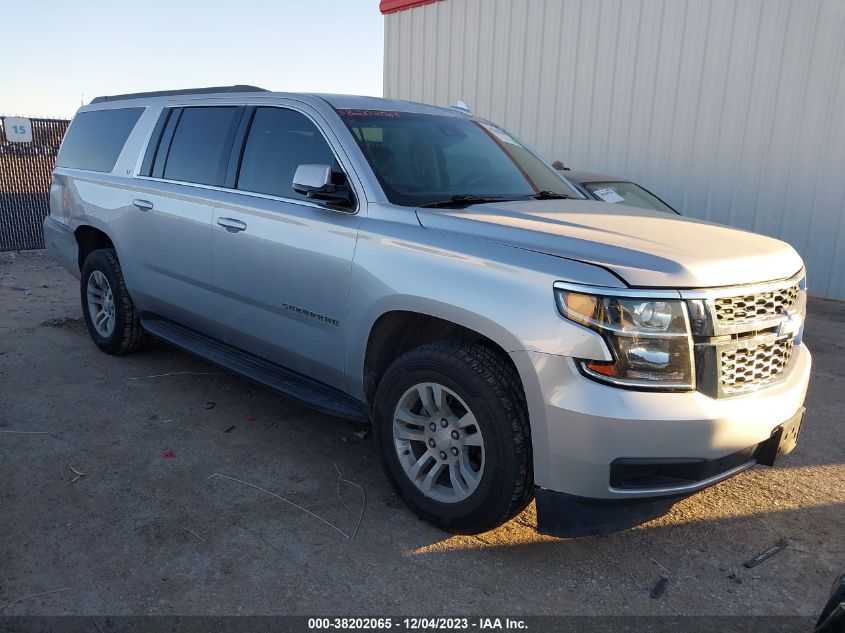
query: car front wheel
373 339 533 534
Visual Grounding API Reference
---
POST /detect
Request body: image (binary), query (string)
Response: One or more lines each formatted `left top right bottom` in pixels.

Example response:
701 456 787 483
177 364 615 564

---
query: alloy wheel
86 270 116 338
392 382 485 503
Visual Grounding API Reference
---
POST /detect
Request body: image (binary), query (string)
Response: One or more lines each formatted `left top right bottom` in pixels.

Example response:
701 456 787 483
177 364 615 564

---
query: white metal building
381 0 845 300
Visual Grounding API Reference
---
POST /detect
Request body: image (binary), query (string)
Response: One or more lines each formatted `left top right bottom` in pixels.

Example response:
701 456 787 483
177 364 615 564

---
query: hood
416 200 804 288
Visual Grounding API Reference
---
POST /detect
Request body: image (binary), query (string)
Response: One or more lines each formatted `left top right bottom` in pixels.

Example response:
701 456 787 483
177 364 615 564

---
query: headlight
555 288 695 390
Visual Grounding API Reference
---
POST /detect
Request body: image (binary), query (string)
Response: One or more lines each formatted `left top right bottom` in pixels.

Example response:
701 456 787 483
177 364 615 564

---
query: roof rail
90 85 268 104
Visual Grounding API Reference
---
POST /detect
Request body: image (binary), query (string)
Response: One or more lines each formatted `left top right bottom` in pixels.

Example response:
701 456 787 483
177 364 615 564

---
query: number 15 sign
4 117 33 143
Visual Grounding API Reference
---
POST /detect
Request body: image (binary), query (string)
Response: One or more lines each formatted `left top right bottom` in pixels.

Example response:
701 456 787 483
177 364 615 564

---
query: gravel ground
0 249 843 616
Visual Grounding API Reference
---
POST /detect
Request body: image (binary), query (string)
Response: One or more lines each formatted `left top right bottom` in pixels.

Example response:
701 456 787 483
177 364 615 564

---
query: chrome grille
687 273 804 398
713 284 800 325
720 338 794 395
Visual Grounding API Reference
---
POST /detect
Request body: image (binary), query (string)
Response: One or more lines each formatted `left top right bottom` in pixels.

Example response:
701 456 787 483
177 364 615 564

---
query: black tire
372 339 533 534
80 248 148 355
816 568 845 632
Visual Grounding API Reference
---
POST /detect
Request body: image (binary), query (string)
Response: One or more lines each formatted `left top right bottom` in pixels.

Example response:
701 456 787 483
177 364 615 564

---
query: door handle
217 217 247 233
132 198 154 211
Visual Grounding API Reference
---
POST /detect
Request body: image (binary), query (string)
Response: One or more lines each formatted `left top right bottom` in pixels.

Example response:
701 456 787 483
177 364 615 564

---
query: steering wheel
455 171 490 188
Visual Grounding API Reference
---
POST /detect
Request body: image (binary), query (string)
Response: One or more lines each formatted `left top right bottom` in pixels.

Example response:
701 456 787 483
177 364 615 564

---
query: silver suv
43 86 811 536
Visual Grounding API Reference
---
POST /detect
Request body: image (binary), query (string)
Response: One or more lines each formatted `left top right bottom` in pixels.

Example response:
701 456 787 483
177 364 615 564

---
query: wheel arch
74 224 117 271
358 304 526 409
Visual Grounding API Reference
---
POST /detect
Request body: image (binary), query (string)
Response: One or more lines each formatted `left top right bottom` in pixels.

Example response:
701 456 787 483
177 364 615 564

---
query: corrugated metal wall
384 0 845 300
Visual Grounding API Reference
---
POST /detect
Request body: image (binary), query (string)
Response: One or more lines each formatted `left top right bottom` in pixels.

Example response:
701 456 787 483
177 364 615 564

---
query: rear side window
162 107 240 185
237 107 336 200
56 108 143 172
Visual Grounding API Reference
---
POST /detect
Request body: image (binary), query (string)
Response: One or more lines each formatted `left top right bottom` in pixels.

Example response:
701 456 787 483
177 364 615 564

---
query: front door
210 105 360 391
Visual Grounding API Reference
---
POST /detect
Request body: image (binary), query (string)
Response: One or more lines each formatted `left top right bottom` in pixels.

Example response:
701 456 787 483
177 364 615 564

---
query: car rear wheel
80 249 148 355
373 339 533 534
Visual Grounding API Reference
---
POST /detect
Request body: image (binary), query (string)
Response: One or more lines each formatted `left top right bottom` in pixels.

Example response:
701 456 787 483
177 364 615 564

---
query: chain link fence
1 116 70 251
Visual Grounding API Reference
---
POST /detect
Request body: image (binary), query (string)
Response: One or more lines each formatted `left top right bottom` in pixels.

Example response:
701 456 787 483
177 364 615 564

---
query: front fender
344 213 618 400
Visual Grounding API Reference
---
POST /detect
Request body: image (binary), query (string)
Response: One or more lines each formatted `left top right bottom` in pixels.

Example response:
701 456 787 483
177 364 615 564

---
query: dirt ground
0 249 843 616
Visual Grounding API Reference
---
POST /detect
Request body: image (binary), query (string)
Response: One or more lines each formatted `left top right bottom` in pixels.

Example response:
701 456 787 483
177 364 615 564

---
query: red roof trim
380 0 439 15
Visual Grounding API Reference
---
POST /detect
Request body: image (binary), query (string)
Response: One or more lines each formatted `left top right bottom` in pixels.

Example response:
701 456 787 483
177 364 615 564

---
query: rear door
127 105 243 331
210 104 361 390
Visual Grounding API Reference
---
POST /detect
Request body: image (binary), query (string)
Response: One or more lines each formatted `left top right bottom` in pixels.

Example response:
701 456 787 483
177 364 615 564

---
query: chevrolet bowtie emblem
776 311 803 338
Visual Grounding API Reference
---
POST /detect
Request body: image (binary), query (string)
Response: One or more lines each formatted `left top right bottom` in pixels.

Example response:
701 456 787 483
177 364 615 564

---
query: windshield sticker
337 109 401 118
593 187 625 204
479 122 521 146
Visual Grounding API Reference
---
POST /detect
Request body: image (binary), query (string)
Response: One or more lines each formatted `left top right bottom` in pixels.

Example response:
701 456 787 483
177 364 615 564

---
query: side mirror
292 164 351 206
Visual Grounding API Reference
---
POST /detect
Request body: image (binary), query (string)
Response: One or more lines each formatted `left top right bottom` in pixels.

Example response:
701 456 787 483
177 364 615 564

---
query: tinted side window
163 107 240 185
56 108 143 172
237 107 335 200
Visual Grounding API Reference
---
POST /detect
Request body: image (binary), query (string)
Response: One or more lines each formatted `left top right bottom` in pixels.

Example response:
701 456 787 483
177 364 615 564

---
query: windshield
583 181 679 215
337 109 581 207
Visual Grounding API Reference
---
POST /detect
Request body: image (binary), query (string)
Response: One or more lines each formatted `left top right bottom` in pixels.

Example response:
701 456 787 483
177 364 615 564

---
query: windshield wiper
419 194 513 208
530 190 572 200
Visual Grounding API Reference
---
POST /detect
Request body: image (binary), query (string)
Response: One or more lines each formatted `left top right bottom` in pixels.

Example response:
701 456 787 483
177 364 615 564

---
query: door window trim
139 108 173 177
150 108 182 179
155 105 244 186
134 102 360 215
227 104 358 214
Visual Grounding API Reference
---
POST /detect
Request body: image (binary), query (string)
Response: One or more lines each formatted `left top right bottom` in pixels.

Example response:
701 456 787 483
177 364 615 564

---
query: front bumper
511 344 810 536
532 407 805 536
511 343 811 501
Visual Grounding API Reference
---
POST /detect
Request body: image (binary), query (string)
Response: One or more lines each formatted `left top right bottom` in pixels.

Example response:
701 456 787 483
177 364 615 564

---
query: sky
1 0 385 119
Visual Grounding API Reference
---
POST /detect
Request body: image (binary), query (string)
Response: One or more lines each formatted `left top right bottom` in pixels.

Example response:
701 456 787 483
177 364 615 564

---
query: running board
140 318 370 423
